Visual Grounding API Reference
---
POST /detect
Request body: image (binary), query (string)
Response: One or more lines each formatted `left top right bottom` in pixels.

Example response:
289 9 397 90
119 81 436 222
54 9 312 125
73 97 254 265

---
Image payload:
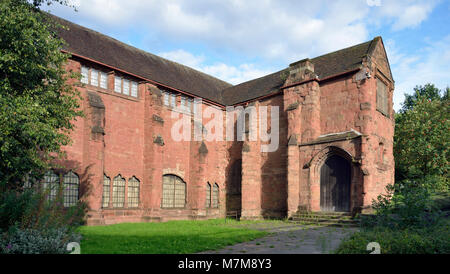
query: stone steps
289 211 360 227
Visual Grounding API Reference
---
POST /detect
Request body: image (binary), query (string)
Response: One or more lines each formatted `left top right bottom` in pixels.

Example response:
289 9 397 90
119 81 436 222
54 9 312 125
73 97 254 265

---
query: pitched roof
221 39 377 105
48 14 380 106
48 14 231 103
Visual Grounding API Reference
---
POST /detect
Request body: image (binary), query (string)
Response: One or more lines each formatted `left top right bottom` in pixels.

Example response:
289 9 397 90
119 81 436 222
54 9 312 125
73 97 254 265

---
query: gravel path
199 222 358 254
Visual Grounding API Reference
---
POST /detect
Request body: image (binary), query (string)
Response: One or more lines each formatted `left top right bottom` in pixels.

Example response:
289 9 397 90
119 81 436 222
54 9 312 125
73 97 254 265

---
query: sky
46 0 450 110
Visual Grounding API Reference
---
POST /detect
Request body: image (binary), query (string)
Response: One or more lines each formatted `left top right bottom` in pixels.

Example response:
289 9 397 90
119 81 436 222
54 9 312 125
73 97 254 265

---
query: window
205 183 211 208
100 72 108 89
131 82 138 97
212 183 219 208
127 176 140 208
163 91 170 106
112 175 126 207
63 171 79 207
102 175 111 208
81 66 89 84
170 94 176 107
114 76 122 93
180 96 186 108
376 78 389 117
123 79 130 95
43 171 59 201
91 69 99 87
162 175 186 208
187 98 192 113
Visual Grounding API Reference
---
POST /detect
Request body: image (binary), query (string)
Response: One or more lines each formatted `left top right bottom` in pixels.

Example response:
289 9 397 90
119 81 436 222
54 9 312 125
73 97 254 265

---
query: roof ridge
310 38 375 61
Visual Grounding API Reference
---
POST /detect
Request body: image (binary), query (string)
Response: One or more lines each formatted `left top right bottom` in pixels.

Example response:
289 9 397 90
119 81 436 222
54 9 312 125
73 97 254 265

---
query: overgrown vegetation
336 84 449 254
0 0 84 254
78 219 268 254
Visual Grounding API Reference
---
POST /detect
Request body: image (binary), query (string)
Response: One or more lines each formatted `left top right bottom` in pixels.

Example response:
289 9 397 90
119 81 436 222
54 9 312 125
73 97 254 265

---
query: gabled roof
48 14 231 103
221 39 377 105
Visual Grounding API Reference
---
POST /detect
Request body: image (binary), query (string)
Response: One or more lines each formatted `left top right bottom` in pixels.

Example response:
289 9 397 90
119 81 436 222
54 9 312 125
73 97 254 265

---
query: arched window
212 183 219 208
205 183 211 208
112 175 126 208
43 171 59 201
127 176 140 208
63 171 79 207
162 175 186 208
102 175 111 208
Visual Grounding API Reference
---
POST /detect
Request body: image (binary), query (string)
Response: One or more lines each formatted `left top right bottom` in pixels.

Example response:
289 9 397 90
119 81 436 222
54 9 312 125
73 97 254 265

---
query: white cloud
159 49 272 84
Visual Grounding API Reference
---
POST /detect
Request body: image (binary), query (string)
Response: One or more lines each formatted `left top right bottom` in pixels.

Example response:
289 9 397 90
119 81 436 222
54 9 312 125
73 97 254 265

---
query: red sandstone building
46 16 395 225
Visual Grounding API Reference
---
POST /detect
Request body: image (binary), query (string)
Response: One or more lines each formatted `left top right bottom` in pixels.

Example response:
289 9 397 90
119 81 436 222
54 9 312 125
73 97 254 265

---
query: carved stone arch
308 146 361 212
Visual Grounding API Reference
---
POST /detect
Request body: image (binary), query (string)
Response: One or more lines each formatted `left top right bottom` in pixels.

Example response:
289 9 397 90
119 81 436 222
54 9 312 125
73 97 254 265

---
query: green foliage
394 84 449 191
0 226 81 254
365 181 442 229
78 219 267 254
335 221 450 254
0 189 87 233
0 0 82 189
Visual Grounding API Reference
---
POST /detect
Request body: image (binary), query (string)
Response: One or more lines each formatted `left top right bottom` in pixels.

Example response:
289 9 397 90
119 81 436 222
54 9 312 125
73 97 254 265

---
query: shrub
0 226 81 254
335 221 450 254
368 180 442 229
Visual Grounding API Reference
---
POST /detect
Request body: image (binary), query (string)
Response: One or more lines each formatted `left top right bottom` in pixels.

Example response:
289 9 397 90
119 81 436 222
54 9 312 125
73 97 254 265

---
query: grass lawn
78 219 269 254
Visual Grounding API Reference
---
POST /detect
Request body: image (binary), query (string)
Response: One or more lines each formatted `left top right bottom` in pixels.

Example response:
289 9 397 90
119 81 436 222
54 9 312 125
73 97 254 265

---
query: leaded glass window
63 171 79 207
170 94 176 107
127 176 140 208
112 175 125 207
91 69 99 86
131 82 138 97
100 72 108 89
102 175 111 208
162 175 186 208
81 66 89 84
43 171 59 201
187 98 192 113
206 183 211 208
163 91 169 106
123 79 130 95
114 76 122 93
212 183 219 208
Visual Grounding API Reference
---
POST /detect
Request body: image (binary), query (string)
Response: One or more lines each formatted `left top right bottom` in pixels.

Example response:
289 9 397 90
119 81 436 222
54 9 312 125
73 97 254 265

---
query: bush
335 221 450 254
368 180 442 229
0 226 81 254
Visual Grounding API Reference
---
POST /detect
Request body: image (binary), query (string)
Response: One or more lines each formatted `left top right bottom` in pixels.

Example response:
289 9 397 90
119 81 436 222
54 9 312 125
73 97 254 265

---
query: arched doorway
320 155 351 212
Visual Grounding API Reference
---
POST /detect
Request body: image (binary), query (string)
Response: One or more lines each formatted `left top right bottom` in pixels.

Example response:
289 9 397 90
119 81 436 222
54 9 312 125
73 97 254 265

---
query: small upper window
100 72 108 89
170 94 176 107
81 66 89 84
114 76 122 93
91 69 99 87
131 82 138 97
163 91 170 106
123 79 130 95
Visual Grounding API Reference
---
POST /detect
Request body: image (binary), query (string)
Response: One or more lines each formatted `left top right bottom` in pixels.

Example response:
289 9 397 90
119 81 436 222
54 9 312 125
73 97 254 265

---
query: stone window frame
112 174 126 208
376 76 390 118
113 74 139 99
212 183 219 208
161 174 187 209
102 174 111 208
205 182 211 208
81 65 109 90
38 170 80 207
127 176 140 208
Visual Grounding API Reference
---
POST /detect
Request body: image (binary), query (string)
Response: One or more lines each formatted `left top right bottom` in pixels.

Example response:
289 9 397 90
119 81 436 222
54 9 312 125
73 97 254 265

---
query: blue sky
47 0 450 110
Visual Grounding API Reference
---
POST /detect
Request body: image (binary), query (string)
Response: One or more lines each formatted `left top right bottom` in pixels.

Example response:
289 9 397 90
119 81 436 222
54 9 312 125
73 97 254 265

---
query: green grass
77 219 268 254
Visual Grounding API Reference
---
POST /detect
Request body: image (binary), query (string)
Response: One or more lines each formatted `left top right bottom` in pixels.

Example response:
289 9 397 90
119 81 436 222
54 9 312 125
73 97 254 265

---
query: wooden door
320 155 351 212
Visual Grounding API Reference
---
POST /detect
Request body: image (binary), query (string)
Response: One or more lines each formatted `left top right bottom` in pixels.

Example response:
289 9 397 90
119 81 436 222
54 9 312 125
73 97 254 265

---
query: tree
394 84 449 191
0 0 81 190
